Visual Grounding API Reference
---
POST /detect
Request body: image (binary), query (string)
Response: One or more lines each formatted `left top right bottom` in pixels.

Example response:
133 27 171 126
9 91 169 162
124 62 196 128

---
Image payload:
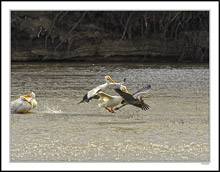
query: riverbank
11 39 208 63
11 11 209 63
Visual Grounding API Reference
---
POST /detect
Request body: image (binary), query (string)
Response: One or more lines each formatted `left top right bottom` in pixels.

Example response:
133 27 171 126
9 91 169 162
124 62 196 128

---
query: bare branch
120 12 134 40
54 12 87 50
45 11 62 50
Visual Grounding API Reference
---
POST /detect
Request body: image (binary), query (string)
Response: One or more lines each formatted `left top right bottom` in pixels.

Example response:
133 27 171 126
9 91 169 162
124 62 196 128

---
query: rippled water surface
10 62 209 162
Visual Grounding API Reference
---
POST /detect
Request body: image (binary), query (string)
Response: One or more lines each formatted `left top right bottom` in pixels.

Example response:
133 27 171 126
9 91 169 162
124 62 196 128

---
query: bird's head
105 76 116 84
120 85 130 94
17 92 36 99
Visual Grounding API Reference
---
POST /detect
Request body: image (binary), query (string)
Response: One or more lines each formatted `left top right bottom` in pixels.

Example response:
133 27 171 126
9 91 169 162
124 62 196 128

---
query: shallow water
10 62 209 162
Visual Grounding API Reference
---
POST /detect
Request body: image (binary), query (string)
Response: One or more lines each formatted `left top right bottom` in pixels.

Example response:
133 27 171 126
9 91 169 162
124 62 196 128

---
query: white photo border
2 1 219 171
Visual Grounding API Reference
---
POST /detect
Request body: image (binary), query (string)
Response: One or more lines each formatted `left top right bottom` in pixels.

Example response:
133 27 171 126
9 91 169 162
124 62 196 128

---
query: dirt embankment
11 39 202 63
11 11 209 63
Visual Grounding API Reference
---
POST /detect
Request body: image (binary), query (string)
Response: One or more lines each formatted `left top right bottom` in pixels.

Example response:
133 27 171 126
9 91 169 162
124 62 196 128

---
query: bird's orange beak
122 88 131 94
17 94 32 99
24 94 32 98
107 77 116 85
24 98 32 105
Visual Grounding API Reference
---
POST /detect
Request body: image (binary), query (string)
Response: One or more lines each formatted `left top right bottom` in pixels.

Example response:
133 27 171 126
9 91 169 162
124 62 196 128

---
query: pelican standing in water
78 76 125 104
17 92 37 110
11 96 33 113
114 85 151 111
97 85 130 113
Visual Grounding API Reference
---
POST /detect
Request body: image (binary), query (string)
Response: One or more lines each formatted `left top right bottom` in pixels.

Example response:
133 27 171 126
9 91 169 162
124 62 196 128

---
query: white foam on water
43 106 63 113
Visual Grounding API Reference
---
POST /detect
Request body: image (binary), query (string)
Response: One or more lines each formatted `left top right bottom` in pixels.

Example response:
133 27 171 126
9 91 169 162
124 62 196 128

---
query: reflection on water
10 62 209 162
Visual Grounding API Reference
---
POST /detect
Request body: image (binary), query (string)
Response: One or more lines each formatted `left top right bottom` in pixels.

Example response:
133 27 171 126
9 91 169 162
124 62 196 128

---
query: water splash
44 106 63 113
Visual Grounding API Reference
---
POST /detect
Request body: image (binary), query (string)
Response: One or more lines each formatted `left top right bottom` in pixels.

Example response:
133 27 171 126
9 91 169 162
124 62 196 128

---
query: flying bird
114 85 151 111
97 85 130 113
78 76 125 104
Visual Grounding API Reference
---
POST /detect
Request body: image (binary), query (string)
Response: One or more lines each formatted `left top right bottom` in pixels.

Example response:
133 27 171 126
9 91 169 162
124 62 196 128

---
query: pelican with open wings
114 85 151 111
97 85 130 113
78 76 125 104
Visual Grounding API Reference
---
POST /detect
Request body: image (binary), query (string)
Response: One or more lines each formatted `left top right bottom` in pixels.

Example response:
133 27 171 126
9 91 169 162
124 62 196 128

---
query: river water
10 62 209 162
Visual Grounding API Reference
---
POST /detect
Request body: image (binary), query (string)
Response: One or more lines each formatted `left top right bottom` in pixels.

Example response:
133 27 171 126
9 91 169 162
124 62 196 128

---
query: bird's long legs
105 107 116 113
105 107 111 112
110 108 116 113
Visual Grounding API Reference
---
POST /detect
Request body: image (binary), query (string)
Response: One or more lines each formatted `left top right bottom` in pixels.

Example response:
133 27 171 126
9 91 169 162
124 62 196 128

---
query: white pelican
78 76 125 104
114 85 151 111
97 85 130 113
17 92 37 110
11 96 33 113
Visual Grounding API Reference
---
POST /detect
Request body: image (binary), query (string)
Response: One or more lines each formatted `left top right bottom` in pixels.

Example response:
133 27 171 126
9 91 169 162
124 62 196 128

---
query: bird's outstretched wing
130 101 150 111
87 87 101 98
132 85 151 96
132 85 151 99
115 101 150 111
97 92 113 102
141 102 150 110
114 88 136 102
